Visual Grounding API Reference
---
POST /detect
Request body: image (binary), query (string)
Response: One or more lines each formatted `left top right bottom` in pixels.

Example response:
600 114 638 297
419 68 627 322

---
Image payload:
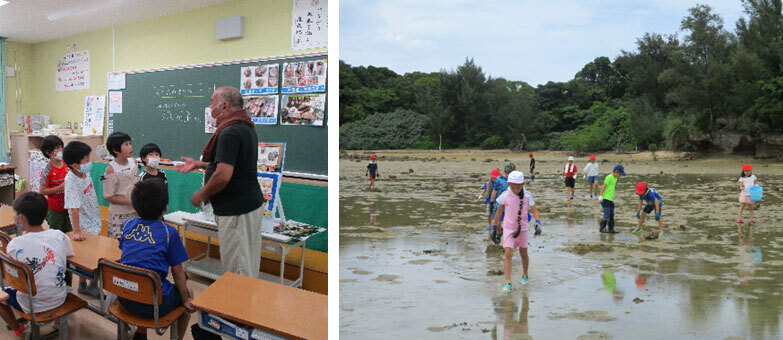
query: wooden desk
0 206 20 236
192 272 327 340
67 232 122 275
66 232 121 316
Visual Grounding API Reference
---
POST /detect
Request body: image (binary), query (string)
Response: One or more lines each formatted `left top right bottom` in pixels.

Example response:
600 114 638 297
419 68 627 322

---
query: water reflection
369 199 377 226
491 293 530 340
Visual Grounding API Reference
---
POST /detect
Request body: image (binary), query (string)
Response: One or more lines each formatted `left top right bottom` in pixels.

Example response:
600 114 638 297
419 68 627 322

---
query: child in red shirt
39 135 72 232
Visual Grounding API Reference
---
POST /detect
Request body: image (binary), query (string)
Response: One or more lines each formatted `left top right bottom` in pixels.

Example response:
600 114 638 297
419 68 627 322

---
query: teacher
176 86 264 278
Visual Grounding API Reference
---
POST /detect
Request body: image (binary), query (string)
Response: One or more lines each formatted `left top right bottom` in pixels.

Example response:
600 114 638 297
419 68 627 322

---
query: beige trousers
215 205 264 278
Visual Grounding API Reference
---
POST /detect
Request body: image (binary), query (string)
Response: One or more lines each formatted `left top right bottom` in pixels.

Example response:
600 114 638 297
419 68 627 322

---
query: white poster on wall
109 91 123 114
291 0 328 50
83 95 105 136
56 50 90 92
107 73 126 90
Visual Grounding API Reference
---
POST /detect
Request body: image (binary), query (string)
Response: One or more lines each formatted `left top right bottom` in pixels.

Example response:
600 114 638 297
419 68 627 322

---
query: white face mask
205 107 217 127
146 157 160 168
54 151 63 160
79 161 93 174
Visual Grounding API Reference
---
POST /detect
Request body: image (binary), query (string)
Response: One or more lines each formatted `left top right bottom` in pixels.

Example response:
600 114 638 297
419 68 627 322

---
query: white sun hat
568 156 574 161
508 171 524 184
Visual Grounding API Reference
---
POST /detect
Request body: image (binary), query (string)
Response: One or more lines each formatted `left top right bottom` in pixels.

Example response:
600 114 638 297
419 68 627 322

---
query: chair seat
17 293 87 323
109 300 185 329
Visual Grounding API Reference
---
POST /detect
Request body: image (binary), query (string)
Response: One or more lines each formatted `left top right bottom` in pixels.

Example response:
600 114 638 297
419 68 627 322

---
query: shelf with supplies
9 132 104 191
0 167 16 206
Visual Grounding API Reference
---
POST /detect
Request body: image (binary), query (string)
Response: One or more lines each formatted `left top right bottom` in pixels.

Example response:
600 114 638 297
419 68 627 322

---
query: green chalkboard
110 54 327 176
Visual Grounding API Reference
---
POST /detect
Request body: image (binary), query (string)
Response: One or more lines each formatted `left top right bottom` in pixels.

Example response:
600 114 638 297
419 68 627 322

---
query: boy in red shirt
39 135 72 232
563 156 578 200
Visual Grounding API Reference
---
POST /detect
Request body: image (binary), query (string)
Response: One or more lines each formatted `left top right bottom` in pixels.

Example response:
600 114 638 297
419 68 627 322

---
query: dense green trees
340 1 783 152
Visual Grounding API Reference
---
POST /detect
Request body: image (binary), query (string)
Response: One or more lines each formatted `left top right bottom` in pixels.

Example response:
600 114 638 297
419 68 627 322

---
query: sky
339 0 747 86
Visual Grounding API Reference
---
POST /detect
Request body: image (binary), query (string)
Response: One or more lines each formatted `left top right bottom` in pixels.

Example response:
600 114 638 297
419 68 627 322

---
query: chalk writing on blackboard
152 83 214 125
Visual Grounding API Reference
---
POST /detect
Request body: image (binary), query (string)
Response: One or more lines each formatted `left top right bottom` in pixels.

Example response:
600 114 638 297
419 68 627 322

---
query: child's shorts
2 287 22 311
485 202 495 217
565 177 575 188
739 194 753 205
642 203 662 214
46 210 73 233
119 287 186 319
108 212 139 238
587 176 599 184
502 228 528 249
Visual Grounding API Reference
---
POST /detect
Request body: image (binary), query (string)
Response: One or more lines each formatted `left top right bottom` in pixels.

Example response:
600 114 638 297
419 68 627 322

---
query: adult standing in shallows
176 86 265 278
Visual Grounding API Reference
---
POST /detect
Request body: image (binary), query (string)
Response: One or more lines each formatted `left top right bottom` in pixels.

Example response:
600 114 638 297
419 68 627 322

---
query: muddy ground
339 150 783 339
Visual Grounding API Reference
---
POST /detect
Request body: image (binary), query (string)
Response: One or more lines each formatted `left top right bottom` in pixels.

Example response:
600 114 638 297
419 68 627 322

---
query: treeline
339 1 783 152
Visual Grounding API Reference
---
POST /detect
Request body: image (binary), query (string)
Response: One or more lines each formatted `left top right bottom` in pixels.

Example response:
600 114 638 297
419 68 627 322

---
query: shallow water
340 153 783 339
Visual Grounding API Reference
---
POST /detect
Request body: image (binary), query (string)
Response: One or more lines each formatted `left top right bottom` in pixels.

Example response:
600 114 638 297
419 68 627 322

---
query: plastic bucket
749 186 763 202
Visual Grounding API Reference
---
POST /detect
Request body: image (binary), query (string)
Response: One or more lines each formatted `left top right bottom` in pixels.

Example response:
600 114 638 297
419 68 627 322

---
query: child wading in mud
738 163 757 224
480 169 503 239
492 171 541 291
528 153 535 182
583 154 599 198
365 154 379 189
599 165 625 233
633 182 664 237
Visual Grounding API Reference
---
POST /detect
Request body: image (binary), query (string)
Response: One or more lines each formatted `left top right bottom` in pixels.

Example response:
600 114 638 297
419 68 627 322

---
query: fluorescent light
0 1 9 8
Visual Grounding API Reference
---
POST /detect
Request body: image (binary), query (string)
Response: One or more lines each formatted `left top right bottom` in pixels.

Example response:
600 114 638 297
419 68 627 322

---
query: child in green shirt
598 165 626 233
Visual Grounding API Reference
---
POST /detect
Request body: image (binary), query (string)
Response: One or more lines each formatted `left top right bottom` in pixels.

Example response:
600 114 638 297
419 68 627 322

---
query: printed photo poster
257 142 285 172
205 107 216 134
244 95 279 125
240 64 279 95
291 0 327 50
281 94 325 126
257 172 282 218
281 59 327 93
83 95 105 136
56 50 90 92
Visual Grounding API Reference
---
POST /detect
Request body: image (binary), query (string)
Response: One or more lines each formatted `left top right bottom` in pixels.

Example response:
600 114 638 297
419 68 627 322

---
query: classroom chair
0 231 9 287
98 258 185 340
0 251 87 340
0 231 10 252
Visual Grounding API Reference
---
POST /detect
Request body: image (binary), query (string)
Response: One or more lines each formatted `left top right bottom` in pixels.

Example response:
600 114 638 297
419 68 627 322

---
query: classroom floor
0 275 213 340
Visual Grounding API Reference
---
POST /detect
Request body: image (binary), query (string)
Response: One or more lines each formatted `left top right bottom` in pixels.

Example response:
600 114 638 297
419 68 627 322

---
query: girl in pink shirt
492 171 541 291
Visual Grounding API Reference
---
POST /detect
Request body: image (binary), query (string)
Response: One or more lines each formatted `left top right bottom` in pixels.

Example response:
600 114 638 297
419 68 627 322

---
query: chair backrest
98 258 161 306
0 231 10 254
0 250 36 296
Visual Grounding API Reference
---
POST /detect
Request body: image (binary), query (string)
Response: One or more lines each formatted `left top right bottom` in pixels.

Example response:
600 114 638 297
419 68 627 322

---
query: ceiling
0 0 232 44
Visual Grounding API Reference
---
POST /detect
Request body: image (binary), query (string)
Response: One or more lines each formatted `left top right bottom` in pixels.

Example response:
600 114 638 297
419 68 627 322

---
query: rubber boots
607 220 619 234
599 219 608 233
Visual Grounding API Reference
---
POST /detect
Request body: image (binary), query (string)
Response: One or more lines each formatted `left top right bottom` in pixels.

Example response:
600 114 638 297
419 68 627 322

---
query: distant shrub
339 109 428 150
415 136 438 150
480 135 505 149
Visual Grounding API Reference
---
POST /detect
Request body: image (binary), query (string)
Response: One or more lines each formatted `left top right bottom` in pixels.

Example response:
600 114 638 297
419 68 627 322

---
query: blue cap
613 165 626 176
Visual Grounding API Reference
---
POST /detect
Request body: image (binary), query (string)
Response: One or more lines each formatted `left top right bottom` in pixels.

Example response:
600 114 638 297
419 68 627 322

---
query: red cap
742 163 751 171
635 182 647 195
529 153 533 157
370 155 377 159
590 154 596 160
491 169 501 178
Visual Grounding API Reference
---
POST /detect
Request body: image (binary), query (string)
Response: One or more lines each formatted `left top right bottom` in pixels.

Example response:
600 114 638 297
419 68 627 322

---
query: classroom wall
5 0 326 137
3 40 35 133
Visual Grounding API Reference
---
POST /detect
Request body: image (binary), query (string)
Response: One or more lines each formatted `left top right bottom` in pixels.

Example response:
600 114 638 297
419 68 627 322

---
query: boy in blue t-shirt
633 182 664 237
120 179 193 339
